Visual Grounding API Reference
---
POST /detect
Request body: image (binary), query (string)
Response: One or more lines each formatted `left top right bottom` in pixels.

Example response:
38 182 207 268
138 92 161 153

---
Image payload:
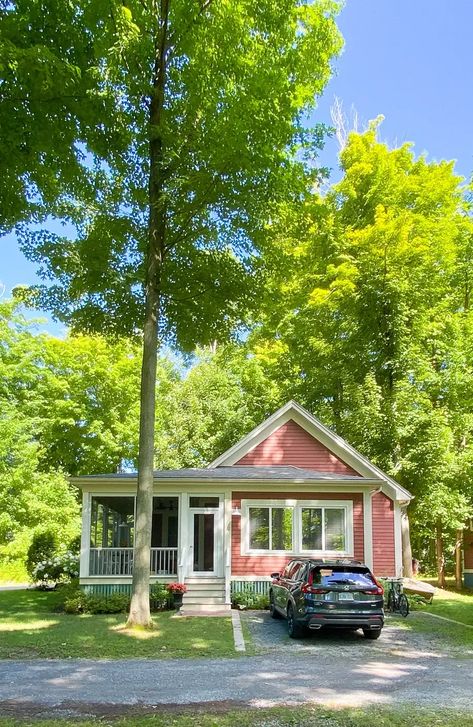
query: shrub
62 587 130 614
31 551 79 586
232 588 269 610
68 534 82 555
26 530 57 578
150 582 170 611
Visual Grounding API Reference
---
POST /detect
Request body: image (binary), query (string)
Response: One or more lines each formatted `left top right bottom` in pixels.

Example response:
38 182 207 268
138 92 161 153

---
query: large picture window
243 500 352 555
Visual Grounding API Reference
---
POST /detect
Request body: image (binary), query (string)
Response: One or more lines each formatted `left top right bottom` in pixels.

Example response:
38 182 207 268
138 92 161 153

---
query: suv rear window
310 566 376 588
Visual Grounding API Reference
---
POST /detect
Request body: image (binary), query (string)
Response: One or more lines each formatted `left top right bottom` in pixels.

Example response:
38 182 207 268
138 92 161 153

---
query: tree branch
166 0 214 60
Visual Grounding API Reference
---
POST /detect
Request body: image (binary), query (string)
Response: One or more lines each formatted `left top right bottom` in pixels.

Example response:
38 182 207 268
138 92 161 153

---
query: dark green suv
269 558 384 639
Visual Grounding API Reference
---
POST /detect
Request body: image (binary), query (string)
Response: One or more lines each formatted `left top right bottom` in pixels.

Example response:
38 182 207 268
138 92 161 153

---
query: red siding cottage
75 401 413 610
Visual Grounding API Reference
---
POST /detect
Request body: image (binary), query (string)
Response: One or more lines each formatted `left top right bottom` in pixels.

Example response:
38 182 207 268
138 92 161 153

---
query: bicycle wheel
398 593 409 617
386 589 395 613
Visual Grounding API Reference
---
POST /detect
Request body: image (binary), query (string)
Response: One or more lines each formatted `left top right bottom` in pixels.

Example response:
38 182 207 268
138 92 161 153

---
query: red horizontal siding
231 491 364 576
372 492 395 577
464 531 473 569
235 420 357 475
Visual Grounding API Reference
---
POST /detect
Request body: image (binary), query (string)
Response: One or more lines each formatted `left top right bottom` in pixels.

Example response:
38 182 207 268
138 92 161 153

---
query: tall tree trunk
435 521 446 589
455 528 463 590
401 508 413 578
127 0 170 628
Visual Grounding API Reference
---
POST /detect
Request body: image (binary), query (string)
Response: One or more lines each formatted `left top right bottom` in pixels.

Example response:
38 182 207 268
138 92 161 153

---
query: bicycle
385 578 409 617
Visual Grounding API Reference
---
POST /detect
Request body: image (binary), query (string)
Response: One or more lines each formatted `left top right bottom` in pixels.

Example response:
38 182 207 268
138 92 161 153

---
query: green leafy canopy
9 0 343 349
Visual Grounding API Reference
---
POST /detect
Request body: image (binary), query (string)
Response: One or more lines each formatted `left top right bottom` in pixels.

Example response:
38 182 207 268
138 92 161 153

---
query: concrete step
185 578 225 585
180 603 231 614
185 583 225 593
182 594 226 605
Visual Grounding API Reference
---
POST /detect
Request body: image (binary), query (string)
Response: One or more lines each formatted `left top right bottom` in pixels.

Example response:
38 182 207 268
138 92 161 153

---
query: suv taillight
301 584 325 594
362 578 383 596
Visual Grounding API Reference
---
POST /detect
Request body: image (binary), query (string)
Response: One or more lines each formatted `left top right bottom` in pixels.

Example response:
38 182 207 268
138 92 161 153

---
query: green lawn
0 705 471 727
406 584 473 649
422 584 473 625
0 589 235 659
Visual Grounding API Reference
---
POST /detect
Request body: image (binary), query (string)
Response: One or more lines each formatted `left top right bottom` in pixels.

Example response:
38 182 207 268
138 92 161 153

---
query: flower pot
172 592 184 609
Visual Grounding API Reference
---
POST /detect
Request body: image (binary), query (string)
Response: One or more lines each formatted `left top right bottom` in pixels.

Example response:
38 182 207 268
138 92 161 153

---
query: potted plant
167 582 187 609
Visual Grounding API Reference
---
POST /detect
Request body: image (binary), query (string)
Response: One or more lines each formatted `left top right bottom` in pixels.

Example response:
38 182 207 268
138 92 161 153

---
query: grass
0 589 235 659
420 583 473 625
405 582 473 650
0 705 471 726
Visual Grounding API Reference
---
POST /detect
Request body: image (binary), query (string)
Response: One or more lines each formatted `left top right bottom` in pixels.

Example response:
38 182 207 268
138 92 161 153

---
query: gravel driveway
242 609 465 659
0 611 471 719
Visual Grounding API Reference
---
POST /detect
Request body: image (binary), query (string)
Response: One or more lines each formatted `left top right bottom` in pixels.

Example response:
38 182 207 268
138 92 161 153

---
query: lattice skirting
231 580 271 596
82 584 133 596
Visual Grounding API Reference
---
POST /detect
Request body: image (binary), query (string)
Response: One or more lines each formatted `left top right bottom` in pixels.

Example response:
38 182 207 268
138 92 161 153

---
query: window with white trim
242 499 352 555
249 506 292 551
300 507 346 552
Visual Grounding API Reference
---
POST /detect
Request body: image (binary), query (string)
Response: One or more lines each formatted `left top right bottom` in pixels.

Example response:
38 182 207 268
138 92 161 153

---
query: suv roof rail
309 557 364 566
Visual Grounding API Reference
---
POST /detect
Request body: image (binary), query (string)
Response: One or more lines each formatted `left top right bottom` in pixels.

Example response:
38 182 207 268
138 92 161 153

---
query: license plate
338 592 354 601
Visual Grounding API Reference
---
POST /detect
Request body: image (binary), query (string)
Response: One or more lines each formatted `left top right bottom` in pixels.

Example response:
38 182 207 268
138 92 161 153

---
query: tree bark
435 521 446 589
127 0 170 628
455 528 463 590
401 507 413 578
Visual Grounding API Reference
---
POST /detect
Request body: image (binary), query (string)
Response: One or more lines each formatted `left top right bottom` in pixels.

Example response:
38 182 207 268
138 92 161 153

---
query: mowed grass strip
0 589 234 659
0 705 471 727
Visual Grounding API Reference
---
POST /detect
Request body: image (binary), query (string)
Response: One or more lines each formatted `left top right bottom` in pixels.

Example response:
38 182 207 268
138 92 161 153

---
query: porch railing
89 547 178 577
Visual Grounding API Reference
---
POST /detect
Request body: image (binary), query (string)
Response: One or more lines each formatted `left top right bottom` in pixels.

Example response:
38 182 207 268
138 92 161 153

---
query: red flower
166 582 187 594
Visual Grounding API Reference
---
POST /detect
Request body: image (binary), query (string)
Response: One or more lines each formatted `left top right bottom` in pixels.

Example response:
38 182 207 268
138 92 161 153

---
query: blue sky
2 0 472 335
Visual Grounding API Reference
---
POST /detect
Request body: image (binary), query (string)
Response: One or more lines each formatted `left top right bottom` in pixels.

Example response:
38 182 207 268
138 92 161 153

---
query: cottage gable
236 419 357 475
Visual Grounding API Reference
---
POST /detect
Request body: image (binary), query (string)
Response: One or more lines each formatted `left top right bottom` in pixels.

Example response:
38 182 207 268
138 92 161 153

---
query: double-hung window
243 500 352 555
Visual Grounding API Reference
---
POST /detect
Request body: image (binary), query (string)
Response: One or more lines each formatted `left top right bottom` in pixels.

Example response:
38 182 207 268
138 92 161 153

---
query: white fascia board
209 400 412 503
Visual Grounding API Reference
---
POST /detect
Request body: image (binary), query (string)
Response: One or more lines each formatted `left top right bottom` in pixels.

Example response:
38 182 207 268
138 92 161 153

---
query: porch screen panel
90 496 134 547
152 497 179 547
324 508 345 551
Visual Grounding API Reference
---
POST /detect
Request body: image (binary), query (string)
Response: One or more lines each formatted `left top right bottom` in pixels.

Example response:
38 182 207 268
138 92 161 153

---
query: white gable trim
209 400 412 503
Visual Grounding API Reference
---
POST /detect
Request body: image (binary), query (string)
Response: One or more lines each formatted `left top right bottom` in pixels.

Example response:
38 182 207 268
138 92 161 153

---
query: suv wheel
363 628 381 640
287 604 304 639
269 593 281 619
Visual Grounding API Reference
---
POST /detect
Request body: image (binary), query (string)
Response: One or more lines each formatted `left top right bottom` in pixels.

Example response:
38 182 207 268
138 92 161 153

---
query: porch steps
181 577 231 613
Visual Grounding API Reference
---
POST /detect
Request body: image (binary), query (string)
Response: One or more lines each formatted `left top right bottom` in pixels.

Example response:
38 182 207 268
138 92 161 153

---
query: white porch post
224 491 232 605
79 491 91 579
178 492 189 582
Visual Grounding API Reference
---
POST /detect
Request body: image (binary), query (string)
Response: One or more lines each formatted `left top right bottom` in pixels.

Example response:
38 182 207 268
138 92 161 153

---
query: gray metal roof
75 465 370 482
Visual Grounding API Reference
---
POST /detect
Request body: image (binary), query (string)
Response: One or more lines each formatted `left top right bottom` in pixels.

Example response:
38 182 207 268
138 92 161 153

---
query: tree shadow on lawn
0 589 234 659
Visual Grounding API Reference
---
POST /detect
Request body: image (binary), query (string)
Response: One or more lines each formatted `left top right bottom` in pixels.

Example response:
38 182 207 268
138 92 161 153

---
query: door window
193 512 214 572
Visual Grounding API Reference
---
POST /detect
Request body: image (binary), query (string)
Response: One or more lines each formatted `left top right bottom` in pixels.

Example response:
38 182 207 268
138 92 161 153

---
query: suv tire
269 593 281 619
363 628 381 640
287 604 304 639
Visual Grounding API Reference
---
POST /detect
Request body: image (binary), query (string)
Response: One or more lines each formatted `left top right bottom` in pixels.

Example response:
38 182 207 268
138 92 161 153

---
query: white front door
188 495 223 577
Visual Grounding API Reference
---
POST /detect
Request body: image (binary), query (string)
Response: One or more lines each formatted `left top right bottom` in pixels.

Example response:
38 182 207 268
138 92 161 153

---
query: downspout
400 500 413 578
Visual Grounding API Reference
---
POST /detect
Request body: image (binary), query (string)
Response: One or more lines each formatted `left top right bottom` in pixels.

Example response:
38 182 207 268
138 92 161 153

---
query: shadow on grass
0 589 235 659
